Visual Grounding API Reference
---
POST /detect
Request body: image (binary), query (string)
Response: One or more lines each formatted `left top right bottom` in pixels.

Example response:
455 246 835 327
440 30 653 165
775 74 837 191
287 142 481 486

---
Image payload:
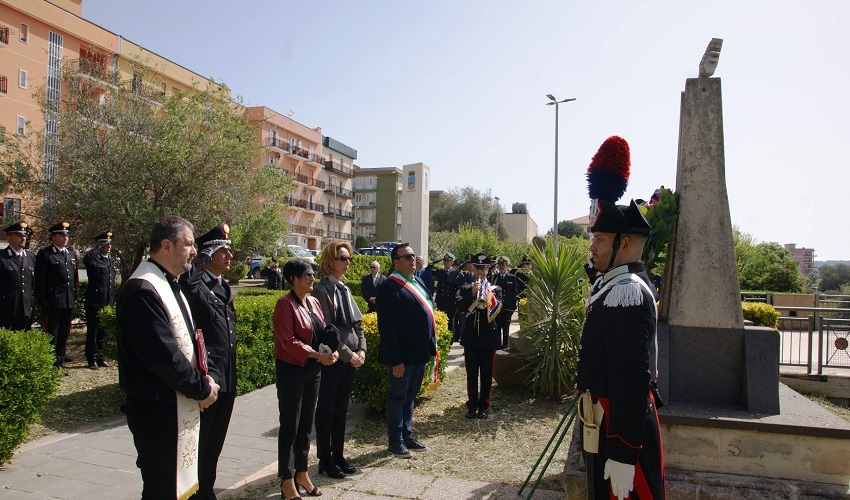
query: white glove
603 459 635 500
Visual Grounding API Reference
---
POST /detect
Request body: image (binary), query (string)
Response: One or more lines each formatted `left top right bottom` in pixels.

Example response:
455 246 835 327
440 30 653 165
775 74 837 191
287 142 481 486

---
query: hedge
0 329 61 464
351 310 452 412
742 302 780 329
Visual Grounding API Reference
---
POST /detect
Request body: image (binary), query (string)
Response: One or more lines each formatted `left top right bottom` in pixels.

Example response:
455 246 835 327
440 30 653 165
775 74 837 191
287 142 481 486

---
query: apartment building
353 166 403 244
0 0 223 226
784 243 816 276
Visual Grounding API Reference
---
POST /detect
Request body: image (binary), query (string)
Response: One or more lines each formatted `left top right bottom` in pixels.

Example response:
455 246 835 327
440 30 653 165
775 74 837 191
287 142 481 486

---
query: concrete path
1 317 561 499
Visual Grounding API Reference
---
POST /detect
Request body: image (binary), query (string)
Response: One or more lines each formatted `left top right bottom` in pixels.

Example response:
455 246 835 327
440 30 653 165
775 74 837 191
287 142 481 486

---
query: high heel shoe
317 461 346 479
335 458 357 475
296 481 323 497
280 483 302 500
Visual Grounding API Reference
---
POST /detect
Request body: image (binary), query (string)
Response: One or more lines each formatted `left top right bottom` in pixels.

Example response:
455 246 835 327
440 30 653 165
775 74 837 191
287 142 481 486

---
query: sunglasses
335 256 352 262
301 272 316 279
395 254 416 261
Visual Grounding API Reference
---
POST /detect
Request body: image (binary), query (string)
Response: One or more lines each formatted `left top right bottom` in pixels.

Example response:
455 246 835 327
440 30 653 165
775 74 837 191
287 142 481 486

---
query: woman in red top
274 259 337 500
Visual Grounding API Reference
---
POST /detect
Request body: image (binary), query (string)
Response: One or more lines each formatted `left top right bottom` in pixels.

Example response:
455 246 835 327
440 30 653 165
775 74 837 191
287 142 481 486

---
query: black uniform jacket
575 261 658 464
516 270 531 299
0 247 35 318
116 261 211 403
260 266 284 290
491 271 518 311
83 249 116 309
35 245 79 310
431 267 459 305
180 262 237 393
376 274 437 367
456 281 503 349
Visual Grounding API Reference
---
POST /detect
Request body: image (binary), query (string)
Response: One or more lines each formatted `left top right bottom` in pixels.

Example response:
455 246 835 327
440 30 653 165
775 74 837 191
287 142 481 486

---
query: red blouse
273 292 326 366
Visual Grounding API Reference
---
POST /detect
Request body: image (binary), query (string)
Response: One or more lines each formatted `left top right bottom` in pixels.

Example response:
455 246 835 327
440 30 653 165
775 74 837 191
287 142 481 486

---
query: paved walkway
1 319 562 499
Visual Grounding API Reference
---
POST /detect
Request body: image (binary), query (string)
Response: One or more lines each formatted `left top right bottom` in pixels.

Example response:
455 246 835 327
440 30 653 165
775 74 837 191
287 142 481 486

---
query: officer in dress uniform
515 256 532 301
427 252 458 317
83 231 116 369
179 222 237 500
577 135 665 499
35 222 79 368
0 222 35 330
450 254 474 343
260 258 284 290
456 253 502 420
491 256 517 349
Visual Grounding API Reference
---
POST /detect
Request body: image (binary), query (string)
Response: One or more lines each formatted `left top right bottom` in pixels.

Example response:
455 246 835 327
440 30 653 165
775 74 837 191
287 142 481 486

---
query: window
0 75 6 95
16 116 25 135
160 82 166 96
2 198 21 221
18 69 26 89
19 23 27 43
0 26 8 45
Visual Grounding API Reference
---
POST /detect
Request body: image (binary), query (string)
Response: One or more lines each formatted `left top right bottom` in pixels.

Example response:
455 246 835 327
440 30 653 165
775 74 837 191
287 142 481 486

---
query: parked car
245 245 317 279
356 246 393 257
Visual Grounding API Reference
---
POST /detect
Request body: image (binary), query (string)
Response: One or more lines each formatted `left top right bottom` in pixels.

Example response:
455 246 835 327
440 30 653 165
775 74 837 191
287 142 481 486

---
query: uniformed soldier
260 258 284 290
179 222 237 500
83 231 116 369
0 222 35 330
577 135 665 499
515 256 532 301
456 253 502 419
428 252 458 318
35 222 79 368
491 256 517 349
450 254 475 343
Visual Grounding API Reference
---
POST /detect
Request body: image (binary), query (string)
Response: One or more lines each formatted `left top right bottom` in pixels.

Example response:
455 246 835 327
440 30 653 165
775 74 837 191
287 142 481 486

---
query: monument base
561 384 850 498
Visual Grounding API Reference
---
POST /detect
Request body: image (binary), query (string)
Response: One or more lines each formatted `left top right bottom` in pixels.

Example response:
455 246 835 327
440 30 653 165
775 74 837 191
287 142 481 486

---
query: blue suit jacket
376 274 437 367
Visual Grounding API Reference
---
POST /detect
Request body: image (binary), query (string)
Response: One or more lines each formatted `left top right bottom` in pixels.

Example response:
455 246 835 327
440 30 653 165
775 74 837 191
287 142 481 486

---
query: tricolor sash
130 262 200 500
388 272 440 383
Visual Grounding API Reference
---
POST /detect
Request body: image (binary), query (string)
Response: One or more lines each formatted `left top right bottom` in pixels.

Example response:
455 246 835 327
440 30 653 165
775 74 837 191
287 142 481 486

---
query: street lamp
546 94 576 259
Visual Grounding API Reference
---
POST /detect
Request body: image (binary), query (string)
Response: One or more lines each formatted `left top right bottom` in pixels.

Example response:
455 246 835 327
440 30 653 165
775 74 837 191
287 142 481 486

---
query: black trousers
315 361 356 469
85 306 106 362
0 314 30 331
276 359 320 480
496 309 514 348
463 348 496 410
123 397 181 500
191 390 236 500
46 307 74 365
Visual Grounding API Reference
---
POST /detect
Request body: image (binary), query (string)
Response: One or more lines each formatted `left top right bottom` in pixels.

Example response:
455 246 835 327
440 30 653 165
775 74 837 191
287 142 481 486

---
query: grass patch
345 368 571 492
27 326 123 441
805 393 850 423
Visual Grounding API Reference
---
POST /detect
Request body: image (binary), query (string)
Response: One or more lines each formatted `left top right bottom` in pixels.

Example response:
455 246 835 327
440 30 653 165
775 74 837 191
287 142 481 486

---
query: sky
81 0 850 261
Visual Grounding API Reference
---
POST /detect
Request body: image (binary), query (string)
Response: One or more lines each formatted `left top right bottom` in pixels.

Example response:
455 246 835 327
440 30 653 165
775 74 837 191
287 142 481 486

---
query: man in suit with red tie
35 222 79 369
0 222 35 331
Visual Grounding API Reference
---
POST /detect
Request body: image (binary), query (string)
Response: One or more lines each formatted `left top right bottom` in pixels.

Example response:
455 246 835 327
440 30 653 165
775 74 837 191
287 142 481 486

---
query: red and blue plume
586 136 630 203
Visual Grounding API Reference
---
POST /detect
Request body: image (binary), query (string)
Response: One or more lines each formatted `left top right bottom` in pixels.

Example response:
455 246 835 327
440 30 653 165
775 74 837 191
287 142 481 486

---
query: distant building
784 244 815 276
353 166 403 244
504 202 538 243
570 215 592 235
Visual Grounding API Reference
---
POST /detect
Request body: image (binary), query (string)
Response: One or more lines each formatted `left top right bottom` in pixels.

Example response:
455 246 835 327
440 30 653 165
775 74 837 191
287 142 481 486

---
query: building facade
353 166 402 245
784 243 816 276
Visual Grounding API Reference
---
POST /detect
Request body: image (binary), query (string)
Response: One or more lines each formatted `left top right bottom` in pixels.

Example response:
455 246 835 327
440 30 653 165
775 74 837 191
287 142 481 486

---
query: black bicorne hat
196 222 232 251
589 199 651 235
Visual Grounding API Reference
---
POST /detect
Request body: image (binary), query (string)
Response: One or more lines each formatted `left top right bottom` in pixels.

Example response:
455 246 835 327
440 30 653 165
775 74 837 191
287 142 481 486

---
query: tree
735 230 806 293
819 264 850 292
430 187 508 239
26 58 290 279
547 220 589 240
354 235 371 249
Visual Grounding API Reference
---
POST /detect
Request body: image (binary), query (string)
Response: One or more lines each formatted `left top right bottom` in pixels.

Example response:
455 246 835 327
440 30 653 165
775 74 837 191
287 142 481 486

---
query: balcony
268 137 293 153
308 227 325 237
284 170 309 185
291 224 308 235
0 75 6 95
324 184 354 199
0 27 8 46
324 159 354 177
323 206 354 220
78 59 118 85
309 177 326 190
325 231 354 241
287 197 325 213
353 200 376 208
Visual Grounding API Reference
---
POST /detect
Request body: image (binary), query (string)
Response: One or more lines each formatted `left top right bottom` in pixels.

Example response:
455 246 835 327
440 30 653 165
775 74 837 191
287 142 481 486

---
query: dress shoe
404 437 427 452
466 408 477 419
335 457 357 475
96 358 110 368
477 408 489 419
88 361 99 370
387 441 412 458
317 461 345 479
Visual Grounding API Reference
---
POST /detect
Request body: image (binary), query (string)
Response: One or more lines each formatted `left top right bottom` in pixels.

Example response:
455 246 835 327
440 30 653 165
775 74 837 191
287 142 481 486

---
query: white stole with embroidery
130 261 200 500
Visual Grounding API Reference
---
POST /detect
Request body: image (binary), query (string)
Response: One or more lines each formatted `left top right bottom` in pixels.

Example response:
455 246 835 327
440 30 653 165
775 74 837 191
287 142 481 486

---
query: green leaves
641 189 679 274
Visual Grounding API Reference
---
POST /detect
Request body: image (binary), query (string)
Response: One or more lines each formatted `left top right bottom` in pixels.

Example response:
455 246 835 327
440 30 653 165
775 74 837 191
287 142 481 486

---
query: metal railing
773 305 850 374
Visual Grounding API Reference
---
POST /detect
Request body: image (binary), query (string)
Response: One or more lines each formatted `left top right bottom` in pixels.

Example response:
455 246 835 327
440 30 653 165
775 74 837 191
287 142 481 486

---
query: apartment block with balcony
353 166 403 244
784 243 816 276
321 136 356 245
0 0 225 226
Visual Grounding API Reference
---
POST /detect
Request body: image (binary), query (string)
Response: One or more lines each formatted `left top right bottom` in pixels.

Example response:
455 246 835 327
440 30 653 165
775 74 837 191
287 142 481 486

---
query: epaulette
602 280 644 308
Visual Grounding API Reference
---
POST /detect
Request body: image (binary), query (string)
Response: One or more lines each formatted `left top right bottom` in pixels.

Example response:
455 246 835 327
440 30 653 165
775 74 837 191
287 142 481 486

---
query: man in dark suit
360 260 385 313
0 222 35 331
35 222 79 368
376 243 437 458
414 255 435 298
179 222 237 500
491 256 518 349
83 231 116 369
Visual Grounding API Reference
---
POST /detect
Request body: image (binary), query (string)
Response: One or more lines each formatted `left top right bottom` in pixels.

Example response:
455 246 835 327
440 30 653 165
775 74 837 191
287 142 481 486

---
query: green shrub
742 302 779 329
0 329 61 464
234 293 280 395
351 294 368 315
236 288 287 297
517 297 529 331
351 310 451 412
99 305 118 361
223 261 247 285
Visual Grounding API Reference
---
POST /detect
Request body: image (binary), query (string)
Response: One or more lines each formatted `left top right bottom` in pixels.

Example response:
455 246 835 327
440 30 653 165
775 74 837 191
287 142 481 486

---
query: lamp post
546 94 576 259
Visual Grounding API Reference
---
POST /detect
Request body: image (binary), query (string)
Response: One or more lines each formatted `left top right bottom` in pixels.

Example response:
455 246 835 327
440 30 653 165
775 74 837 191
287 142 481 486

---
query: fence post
807 315 814 374
814 292 822 375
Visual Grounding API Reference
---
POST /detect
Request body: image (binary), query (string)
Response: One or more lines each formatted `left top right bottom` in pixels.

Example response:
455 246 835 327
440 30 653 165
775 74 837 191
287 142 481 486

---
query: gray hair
149 216 194 254
370 261 380 269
